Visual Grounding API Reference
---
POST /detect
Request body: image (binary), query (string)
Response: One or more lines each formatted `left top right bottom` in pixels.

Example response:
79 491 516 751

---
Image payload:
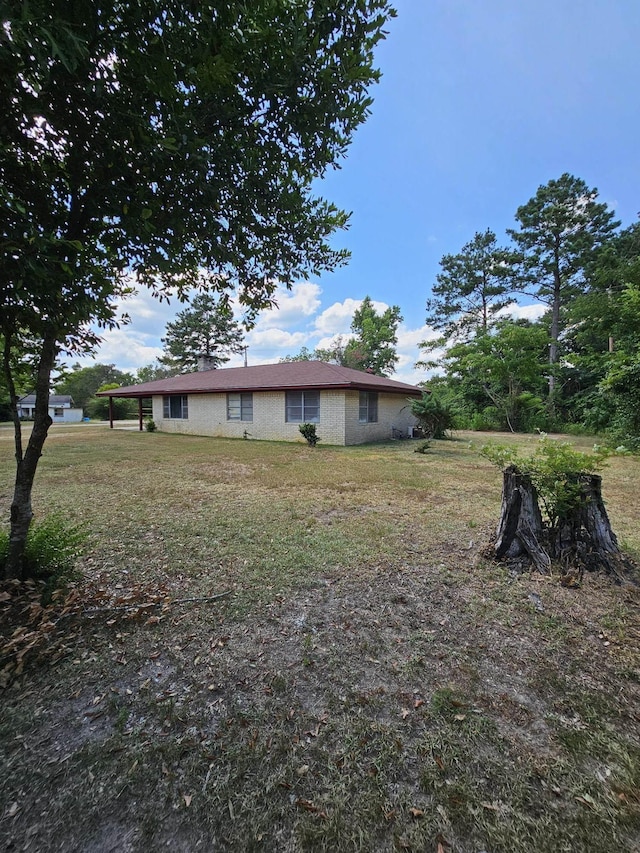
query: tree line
6 172 636 446
419 174 640 447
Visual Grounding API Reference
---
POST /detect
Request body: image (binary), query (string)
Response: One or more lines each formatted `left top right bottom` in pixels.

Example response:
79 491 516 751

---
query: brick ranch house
97 361 425 446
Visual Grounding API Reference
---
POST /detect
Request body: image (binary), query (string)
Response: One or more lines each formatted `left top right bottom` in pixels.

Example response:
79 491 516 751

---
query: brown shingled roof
96 361 424 398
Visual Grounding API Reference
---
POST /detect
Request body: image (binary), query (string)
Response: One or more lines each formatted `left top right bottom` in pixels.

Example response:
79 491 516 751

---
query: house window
285 390 320 423
227 392 253 421
53 407 64 417
163 395 188 419
359 391 378 423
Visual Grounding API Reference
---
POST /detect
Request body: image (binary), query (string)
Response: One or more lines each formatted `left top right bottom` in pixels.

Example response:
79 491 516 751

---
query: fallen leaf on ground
575 794 597 810
295 798 328 818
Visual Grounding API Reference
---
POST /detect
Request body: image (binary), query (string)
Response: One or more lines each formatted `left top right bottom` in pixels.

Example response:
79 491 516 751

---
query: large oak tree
0 0 395 579
344 295 402 376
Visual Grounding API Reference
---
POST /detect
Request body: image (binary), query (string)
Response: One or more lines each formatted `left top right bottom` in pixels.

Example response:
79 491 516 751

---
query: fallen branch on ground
82 590 232 615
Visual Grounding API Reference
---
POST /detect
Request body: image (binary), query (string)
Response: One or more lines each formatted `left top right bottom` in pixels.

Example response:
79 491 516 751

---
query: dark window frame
285 390 320 423
163 394 189 419
358 391 379 423
227 392 253 422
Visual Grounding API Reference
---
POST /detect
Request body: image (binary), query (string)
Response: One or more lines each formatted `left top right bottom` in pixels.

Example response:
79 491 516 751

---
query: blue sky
83 0 640 385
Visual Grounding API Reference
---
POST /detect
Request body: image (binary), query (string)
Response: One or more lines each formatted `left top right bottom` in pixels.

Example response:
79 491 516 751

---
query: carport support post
138 398 143 431
108 396 114 429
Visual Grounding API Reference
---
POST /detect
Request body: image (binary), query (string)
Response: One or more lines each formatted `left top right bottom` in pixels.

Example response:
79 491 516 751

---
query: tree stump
494 466 550 572
552 474 630 580
493 466 635 582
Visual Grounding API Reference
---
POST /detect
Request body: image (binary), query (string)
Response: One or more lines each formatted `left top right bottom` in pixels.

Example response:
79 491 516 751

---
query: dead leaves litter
0 578 230 687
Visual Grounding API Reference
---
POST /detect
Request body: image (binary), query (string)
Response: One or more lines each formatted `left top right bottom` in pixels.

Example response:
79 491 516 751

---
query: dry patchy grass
1 424 639 852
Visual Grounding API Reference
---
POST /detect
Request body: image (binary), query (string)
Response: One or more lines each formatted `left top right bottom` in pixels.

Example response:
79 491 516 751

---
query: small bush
0 514 85 602
299 422 320 446
410 393 455 438
414 440 431 454
144 418 157 432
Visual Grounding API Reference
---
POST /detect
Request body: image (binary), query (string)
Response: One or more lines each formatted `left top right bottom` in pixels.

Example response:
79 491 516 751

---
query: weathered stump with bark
494 465 635 582
494 466 550 572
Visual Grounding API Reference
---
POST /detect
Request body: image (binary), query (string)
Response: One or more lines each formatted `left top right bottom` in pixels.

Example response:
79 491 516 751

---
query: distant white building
17 395 84 424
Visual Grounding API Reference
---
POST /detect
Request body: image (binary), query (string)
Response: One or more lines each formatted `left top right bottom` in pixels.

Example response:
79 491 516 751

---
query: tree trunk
548 247 562 398
494 466 550 572
493 467 634 582
3 336 57 581
552 474 629 580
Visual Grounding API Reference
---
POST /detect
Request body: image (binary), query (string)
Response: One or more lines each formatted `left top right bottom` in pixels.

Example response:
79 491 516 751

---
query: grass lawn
1 425 639 852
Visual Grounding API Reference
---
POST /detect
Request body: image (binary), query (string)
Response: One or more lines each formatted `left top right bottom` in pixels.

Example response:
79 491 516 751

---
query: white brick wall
153 390 347 444
344 391 417 444
152 389 416 445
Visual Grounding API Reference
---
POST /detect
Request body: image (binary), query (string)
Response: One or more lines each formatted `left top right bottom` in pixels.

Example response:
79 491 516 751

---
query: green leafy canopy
345 295 402 376
481 436 610 524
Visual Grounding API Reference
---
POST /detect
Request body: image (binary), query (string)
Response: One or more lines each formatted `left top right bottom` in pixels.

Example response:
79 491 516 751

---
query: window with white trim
358 391 378 423
285 390 320 423
227 392 253 421
163 395 188 419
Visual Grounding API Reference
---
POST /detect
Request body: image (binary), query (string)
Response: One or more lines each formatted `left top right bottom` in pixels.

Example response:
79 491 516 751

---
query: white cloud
244 327 309 358
313 298 360 335
313 296 389 335
70 328 164 374
392 323 438 386
114 286 188 337
254 282 322 330
314 332 354 351
397 323 439 349
499 302 546 321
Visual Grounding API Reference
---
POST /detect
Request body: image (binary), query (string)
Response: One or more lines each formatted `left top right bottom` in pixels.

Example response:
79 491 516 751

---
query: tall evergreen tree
424 229 516 347
161 293 244 372
564 221 640 437
508 174 619 395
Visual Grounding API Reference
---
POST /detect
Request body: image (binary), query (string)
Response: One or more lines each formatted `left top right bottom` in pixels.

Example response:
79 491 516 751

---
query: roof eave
98 382 423 399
